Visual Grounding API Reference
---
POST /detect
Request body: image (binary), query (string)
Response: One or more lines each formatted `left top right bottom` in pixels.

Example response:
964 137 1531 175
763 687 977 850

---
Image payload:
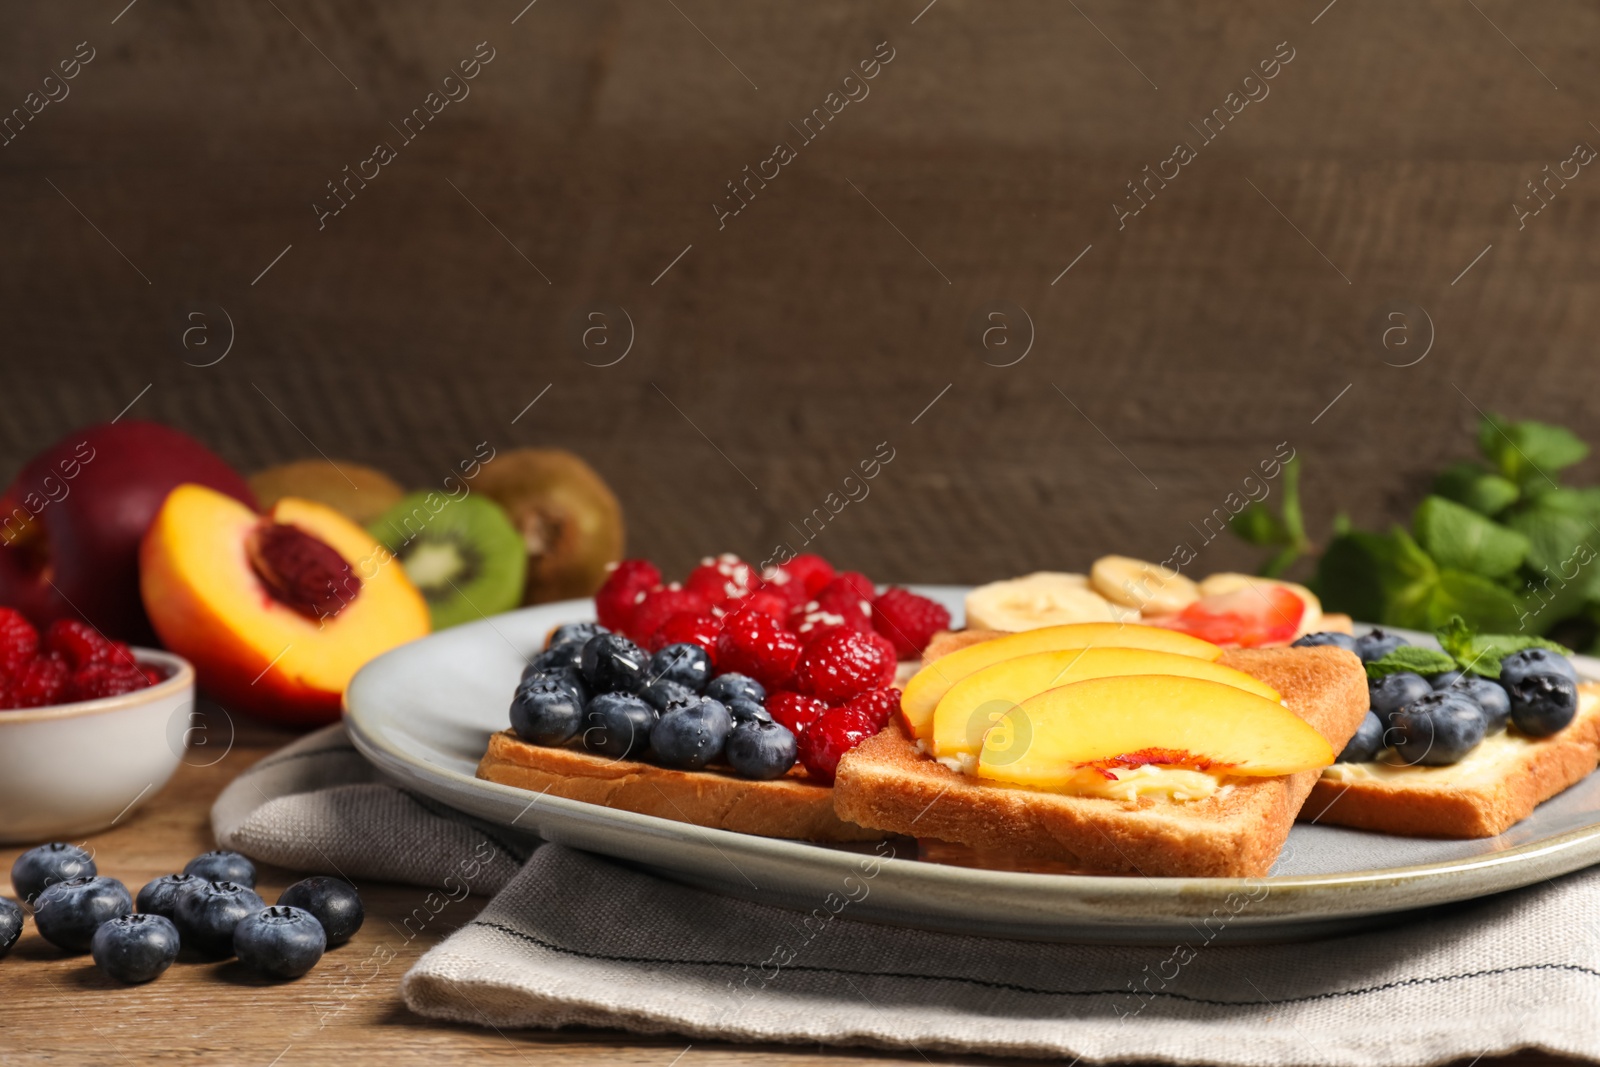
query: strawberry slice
1146 585 1304 647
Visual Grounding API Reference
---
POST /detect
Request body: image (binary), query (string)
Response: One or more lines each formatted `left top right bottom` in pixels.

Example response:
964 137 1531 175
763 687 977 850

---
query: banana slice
1090 555 1200 615
963 572 1123 631
1197 573 1323 637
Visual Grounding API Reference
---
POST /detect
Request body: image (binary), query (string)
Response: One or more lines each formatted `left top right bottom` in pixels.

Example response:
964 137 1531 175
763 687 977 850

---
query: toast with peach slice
832 642 1370 878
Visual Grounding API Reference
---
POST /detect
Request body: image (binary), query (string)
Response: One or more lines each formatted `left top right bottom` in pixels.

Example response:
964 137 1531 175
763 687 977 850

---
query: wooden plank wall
2 0 1597 583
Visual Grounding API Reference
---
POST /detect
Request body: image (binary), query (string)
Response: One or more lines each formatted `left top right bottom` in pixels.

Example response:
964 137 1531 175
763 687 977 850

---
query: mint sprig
1364 646 1456 681
1435 615 1570 678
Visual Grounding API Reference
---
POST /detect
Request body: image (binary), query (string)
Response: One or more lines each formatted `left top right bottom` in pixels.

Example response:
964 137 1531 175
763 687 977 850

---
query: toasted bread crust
1302 686 1600 838
476 730 884 842
832 644 1370 877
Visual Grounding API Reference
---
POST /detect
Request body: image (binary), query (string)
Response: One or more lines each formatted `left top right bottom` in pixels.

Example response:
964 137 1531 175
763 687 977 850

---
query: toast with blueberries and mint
1302 627 1600 838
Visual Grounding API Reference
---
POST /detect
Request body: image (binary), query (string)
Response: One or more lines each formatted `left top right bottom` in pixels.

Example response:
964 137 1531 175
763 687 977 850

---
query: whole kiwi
470 448 624 604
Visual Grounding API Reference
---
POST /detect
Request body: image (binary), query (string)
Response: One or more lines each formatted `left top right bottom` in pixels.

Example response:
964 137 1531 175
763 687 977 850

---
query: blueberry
1368 672 1434 718
521 666 587 705
524 644 582 677
1428 669 1465 690
581 692 657 759
638 677 696 714
91 913 180 983
1508 673 1579 738
650 697 733 770
1441 676 1512 734
0 896 21 959
1292 632 1359 653
549 621 608 651
725 719 797 779
1388 692 1486 766
650 643 712 693
510 675 586 745
278 876 364 946
1499 648 1579 688
34 876 132 953
726 698 772 725
1355 628 1409 663
706 673 765 706
234 906 327 979
183 850 256 887
135 873 205 921
580 633 649 694
1336 712 1386 763
10 842 96 904
174 880 265 957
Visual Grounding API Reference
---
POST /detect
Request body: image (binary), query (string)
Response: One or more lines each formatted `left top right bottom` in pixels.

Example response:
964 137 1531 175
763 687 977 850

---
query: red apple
0 421 255 642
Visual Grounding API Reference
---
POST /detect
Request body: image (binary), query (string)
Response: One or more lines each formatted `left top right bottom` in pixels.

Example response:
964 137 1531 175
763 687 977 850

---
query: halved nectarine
140 483 430 725
975 675 1334 787
930 648 1281 759
900 622 1221 740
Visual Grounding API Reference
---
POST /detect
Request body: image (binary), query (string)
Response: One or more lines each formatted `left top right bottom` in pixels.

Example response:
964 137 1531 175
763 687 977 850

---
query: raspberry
793 628 896 704
0 608 39 679
761 553 836 605
5 654 69 708
66 661 150 702
684 554 754 610
765 690 829 735
810 578 874 633
871 587 952 658
626 586 710 647
43 619 114 669
787 601 853 641
141 666 167 687
797 706 877 784
842 687 902 731
595 560 661 633
714 611 800 689
726 588 791 623
826 571 876 602
649 612 722 656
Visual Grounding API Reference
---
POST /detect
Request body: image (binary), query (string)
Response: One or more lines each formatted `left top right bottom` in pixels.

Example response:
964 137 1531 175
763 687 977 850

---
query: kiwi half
470 448 625 604
250 459 404 526
369 492 527 629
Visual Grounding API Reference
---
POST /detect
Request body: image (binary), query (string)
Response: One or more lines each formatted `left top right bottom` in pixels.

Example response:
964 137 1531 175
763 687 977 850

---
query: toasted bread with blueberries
476 729 884 842
832 637 1370 878
1303 685 1600 838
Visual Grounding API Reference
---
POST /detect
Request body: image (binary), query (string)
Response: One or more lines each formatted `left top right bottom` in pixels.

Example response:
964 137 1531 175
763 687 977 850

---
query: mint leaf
1433 614 1572 677
1364 646 1456 680
1478 414 1589 487
1230 503 1288 547
1432 461 1519 516
1502 498 1600 592
1454 634 1572 677
1316 529 1435 626
1435 615 1474 660
1412 495 1528 578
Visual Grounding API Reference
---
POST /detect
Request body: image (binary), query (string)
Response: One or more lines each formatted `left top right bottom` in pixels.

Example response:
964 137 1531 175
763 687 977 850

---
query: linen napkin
215 724 1600 1065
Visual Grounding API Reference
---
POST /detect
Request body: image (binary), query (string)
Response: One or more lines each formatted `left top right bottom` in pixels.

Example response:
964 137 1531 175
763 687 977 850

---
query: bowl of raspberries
0 608 195 842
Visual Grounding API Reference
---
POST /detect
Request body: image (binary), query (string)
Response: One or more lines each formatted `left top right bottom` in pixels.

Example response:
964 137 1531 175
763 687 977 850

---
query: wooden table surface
0 719 1584 1066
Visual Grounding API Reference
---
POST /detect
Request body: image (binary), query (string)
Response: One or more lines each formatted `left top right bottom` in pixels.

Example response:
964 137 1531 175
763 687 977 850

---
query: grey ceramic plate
344 587 1600 943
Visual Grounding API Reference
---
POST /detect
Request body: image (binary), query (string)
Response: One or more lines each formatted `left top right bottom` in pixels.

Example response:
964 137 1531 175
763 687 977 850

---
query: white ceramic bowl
0 648 195 844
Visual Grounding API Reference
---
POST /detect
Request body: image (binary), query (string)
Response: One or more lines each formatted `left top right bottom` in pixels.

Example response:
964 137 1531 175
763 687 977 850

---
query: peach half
899 623 1221 741
930 647 1282 760
976 675 1335 788
140 483 430 725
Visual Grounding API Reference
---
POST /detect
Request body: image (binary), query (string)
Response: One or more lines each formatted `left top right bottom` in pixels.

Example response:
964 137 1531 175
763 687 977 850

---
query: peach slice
930 648 1281 759
975 675 1334 787
140 483 430 725
900 623 1220 741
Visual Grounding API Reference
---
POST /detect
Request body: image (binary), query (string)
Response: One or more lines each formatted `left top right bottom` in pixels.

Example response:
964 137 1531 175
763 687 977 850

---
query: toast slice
831 643 1369 877
1302 685 1600 838
476 730 884 842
